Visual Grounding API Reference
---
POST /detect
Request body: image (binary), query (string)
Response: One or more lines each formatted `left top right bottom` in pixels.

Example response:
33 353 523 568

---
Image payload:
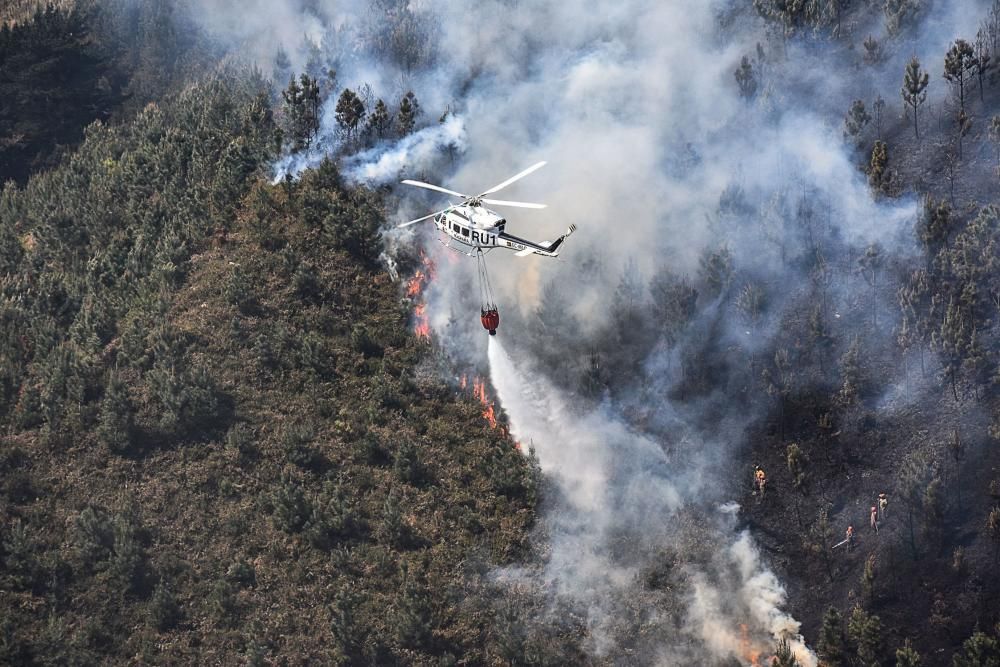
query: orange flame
406 252 436 339
472 377 501 430
414 304 430 339
406 270 426 297
739 624 765 667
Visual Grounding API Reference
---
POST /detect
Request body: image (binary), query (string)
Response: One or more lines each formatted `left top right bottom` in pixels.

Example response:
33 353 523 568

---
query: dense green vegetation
0 0 216 185
0 10 556 663
3 0 1000 664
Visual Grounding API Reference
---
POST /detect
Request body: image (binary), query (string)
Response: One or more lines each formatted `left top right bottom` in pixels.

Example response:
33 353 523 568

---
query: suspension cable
476 250 496 310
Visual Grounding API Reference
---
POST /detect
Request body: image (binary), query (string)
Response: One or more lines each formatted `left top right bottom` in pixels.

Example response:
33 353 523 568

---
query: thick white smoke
178 0 994 662
489 337 817 664
342 113 467 184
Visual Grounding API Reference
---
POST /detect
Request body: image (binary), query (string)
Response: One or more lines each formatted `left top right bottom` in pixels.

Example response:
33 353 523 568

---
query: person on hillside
754 465 767 499
846 525 855 552
870 506 879 534
878 493 888 520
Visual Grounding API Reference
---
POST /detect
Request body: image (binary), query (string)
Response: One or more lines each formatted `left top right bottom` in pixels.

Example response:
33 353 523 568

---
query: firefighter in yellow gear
754 466 767 498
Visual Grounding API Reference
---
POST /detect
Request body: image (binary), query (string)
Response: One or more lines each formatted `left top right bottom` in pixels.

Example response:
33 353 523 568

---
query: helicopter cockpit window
460 227 469 237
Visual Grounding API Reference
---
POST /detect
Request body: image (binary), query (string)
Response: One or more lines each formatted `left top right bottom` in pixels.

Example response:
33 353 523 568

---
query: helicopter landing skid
437 236 494 258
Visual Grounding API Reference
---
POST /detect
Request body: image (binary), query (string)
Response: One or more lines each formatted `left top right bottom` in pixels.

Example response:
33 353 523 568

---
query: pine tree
2 520 36 591
97 372 134 455
735 55 758 101
753 0 810 38
844 99 871 146
281 75 307 150
952 630 1000 667
209 578 238 627
954 108 972 160
650 269 698 349
271 472 311 533
922 475 944 550
944 39 976 115
394 565 433 649
901 56 929 139
990 115 1000 176
378 490 407 548
864 35 884 64
817 607 847 666
149 578 181 631
848 605 883 666
838 336 863 407
366 98 392 138
898 450 931 558
885 0 924 36
917 197 953 253
763 348 794 440
397 91 420 135
335 88 365 138
861 554 876 607
330 589 359 661
74 506 114 564
808 304 834 374
698 245 733 298
895 639 922 667
974 29 994 102
933 296 968 402
859 243 883 328
867 141 891 194
986 506 1000 563
873 95 886 140
306 481 355 550
114 508 145 587
786 443 807 489
273 47 292 85
773 638 800 667
393 440 424 485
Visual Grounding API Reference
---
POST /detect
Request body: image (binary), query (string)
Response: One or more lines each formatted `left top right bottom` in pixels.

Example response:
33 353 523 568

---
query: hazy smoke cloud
343 114 466 184
177 0 992 662
489 337 817 664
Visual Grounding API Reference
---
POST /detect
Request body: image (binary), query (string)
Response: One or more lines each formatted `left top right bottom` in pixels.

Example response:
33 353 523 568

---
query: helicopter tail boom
505 224 577 257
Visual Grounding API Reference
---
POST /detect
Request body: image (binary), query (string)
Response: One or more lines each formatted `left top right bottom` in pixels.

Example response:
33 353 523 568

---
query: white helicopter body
398 161 576 257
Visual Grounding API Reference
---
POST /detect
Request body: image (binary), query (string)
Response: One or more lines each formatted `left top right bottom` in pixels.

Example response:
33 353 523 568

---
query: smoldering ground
178 0 996 663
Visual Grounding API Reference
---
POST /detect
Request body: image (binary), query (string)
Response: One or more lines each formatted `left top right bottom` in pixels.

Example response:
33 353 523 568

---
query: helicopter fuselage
434 203 569 257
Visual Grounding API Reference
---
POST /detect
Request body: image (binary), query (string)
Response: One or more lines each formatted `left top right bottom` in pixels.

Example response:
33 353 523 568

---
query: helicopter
397 161 576 336
397 161 577 257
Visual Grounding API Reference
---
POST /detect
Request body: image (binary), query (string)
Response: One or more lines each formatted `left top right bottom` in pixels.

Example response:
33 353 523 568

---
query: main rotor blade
397 210 443 228
401 179 468 198
479 161 546 196
481 198 547 209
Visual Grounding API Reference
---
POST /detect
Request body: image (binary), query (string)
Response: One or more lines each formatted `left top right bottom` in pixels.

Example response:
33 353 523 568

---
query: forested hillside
0 0 216 185
3 1 1000 666
0 7 555 664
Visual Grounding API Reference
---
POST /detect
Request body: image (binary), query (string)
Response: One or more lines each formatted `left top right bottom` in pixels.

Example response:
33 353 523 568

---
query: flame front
413 303 430 339
406 269 427 298
472 378 498 428
739 624 767 667
406 252 435 340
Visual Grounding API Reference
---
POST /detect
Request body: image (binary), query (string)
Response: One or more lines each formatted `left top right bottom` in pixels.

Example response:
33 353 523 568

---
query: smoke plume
175 0 996 662
489 336 816 664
